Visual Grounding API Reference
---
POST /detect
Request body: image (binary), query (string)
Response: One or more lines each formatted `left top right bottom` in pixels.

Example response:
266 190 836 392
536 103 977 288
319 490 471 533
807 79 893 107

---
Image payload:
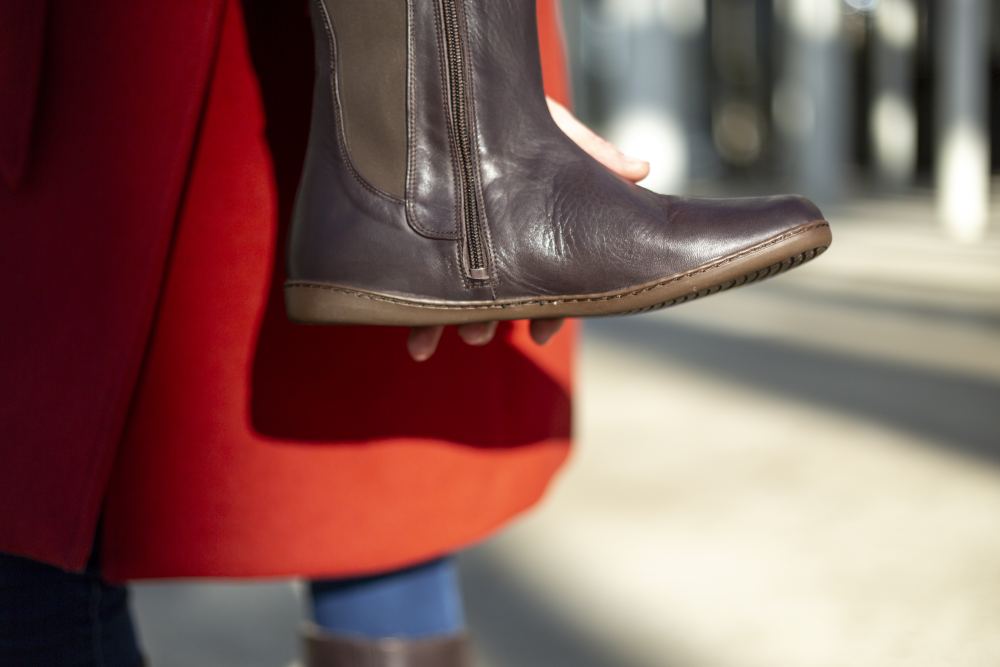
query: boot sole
285 221 831 326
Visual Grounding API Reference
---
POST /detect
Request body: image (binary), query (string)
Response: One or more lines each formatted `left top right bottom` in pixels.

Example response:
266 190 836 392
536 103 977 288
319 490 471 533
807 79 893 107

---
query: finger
529 318 564 346
457 321 498 346
547 97 650 183
583 136 650 183
408 326 444 362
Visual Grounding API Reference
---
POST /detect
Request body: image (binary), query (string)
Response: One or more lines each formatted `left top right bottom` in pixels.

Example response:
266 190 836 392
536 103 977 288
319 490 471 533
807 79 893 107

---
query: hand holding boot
407 97 650 362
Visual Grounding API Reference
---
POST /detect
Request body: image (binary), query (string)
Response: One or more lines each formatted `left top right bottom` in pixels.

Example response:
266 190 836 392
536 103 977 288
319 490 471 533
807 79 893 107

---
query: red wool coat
0 0 574 579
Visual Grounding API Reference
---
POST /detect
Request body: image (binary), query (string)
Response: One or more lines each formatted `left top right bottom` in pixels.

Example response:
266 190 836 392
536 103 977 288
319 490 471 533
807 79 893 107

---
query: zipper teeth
440 0 486 276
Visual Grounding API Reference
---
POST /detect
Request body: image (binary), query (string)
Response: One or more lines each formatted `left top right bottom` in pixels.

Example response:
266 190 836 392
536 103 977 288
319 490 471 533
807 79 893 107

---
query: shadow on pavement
460 549 689 667
584 316 1000 463
766 283 1000 330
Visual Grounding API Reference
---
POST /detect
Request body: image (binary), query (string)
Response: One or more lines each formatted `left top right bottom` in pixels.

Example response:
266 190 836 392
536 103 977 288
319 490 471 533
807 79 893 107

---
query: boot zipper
439 0 489 281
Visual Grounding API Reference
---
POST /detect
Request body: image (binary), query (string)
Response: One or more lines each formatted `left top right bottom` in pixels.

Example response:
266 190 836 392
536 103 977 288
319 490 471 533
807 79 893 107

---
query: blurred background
133 1 999 665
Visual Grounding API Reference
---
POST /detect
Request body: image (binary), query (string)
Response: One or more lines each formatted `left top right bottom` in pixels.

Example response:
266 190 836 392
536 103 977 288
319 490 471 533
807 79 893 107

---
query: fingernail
408 344 430 362
461 322 498 346
532 328 556 346
462 331 491 346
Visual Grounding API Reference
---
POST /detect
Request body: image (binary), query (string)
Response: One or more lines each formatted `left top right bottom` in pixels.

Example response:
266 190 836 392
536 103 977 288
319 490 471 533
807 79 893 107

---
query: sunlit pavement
134 192 1000 667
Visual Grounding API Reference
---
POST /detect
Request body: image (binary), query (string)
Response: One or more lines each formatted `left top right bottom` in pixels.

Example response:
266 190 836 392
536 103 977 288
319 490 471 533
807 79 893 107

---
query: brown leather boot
286 0 832 326
302 625 473 667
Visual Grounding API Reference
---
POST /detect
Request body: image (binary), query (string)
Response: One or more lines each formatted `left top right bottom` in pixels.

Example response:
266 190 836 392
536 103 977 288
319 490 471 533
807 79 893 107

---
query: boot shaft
303 0 553 279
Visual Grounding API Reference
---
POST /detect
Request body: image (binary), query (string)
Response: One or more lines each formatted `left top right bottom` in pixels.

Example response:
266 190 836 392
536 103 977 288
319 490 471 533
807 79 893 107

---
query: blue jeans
309 557 465 638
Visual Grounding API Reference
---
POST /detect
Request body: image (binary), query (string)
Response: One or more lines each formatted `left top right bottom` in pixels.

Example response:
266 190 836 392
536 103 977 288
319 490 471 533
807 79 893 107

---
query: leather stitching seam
404 0 460 240
286 222 831 309
459 0 498 297
436 0 480 289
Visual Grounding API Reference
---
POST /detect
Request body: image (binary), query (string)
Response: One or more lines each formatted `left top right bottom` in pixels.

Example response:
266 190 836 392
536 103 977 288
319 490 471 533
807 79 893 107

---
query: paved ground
134 192 1000 666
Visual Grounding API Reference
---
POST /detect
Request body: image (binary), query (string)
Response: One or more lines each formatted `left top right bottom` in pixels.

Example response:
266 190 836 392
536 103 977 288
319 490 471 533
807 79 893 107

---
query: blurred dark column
558 1 593 121
870 0 919 186
935 0 990 241
708 0 771 177
773 0 850 201
992 3 1000 173
580 0 709 194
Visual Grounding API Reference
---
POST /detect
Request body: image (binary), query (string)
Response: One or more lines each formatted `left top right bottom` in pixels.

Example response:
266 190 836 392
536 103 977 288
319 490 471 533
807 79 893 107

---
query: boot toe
661 193 827 267
648 190 824 274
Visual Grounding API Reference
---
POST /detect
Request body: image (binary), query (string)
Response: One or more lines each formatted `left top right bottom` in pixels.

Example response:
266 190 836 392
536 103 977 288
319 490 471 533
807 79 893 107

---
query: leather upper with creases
288 0 825 301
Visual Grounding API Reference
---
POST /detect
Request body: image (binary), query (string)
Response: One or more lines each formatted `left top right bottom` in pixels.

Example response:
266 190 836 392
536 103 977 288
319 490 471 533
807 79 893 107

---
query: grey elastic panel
324 0 407 199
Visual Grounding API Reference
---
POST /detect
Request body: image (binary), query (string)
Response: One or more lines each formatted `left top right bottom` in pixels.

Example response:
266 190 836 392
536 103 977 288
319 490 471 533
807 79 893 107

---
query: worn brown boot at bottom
286 0 831 327
302 625 472 667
